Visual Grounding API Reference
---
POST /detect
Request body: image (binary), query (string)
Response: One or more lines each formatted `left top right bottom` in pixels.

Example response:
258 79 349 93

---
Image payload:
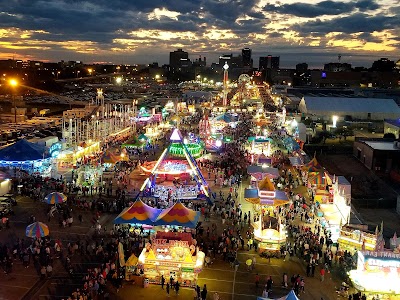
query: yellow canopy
126 254 138 267
258 177 275 191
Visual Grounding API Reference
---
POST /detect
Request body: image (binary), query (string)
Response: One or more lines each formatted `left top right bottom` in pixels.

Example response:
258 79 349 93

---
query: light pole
9 79 18 123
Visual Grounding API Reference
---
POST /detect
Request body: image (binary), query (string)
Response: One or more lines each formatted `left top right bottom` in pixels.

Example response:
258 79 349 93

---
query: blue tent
215 113 239 123
0 139 50 161
257 290 299 300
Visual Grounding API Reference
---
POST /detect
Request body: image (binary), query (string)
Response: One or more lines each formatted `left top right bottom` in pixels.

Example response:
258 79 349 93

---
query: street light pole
9 79 18 123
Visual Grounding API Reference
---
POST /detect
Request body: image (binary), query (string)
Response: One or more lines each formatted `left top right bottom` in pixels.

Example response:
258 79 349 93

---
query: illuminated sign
181 267 194 272
169 240 189 247
49 142 62 158
163 161 187 172
259 190 276 199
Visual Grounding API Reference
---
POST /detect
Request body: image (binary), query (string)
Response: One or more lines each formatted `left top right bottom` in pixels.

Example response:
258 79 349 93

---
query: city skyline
0 0 399 68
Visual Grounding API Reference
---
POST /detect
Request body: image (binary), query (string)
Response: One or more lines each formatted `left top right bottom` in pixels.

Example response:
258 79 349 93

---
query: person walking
161 275 165 289
201 284 208 300
166 283 170 297
40 265 46 279
266 275 273 292
175 281 180 295
283 273 288 288
320 267 325 282
46 264 53 278
255 273 260 289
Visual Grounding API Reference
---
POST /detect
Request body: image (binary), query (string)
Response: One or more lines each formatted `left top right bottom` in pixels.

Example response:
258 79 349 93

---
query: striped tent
114 199 161 225
153 201 200 228
302 156 323 173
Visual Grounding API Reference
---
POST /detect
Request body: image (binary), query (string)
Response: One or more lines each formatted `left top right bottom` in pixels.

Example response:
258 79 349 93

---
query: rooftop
364 140 400 151
303 97 400 114
385 119 400 128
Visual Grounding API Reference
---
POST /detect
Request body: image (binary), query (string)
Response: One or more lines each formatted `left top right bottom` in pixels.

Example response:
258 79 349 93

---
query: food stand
318 178 351 242
137 232 204 287
337 226 378 254
349 250 400 296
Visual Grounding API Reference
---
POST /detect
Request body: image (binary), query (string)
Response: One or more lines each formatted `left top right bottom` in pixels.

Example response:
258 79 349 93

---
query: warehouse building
298 97 400 121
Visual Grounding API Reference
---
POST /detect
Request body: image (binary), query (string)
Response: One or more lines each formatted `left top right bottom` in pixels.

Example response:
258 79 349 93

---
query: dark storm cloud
264 0 380 18
0 0 269 43
293 13 400 34
202 0 261 23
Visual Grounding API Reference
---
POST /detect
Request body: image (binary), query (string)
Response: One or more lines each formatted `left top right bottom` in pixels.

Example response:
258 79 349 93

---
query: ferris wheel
238 74 251 84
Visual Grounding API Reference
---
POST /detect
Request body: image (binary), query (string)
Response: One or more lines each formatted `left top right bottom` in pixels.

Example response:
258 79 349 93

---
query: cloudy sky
0 0 399 68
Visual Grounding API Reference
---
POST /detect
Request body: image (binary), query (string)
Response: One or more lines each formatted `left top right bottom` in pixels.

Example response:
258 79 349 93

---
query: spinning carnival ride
139 129 211 204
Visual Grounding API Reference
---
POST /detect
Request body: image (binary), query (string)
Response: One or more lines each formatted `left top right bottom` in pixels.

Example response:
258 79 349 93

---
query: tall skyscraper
242 48 253 68
169 49 189 69
259 55 280 70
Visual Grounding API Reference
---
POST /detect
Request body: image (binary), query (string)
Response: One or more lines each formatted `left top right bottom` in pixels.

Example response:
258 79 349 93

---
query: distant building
310 70 362 87
242 48 253 68
298 96 400 121
169 49 189 70
353 138 400 177
324 62 352 72
296 63 308 73
371 58 395 72
259 55 280 71
384 119 400 139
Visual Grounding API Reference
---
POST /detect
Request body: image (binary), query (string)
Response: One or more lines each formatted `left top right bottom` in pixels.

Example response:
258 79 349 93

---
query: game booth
137 202 204 287
349 250 400 297
57 141 101 170
245 176 289 254
139 128 211 206
101 148 128 170
135 107 153 125
248 136 272 155
337 226 379 254
318 175 351 243
210 113 239 131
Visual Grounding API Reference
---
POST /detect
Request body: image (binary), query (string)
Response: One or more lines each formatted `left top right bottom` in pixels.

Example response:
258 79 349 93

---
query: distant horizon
1 0 398 71
3 50 398 70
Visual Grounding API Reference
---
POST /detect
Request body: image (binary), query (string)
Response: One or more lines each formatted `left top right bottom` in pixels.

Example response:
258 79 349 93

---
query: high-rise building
242 48 253 68
169 49 189 69
259 55 280 70
324 62 352 72
296 63 308 73
371 58 395 72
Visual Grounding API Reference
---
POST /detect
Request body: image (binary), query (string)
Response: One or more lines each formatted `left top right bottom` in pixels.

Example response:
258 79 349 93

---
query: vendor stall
137 231 205 287
349 250 400 296
318 176 351 242
337 226 379 254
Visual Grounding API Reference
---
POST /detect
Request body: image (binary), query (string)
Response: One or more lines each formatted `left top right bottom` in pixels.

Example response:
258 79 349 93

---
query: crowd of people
0 105 381 300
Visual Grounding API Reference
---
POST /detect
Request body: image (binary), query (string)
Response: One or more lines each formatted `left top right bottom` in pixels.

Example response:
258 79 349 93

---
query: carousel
0 139 52 176
245 176 289 254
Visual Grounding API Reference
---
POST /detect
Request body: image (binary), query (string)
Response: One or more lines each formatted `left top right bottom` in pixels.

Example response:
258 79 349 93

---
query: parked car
0 204 13 217
0 195 17 206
